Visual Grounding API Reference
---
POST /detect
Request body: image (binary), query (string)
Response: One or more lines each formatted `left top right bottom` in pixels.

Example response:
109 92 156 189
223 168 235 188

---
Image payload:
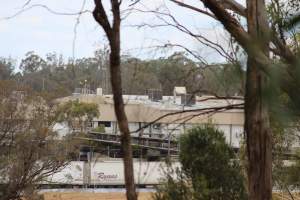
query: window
153 123 161 130
98 121 111 128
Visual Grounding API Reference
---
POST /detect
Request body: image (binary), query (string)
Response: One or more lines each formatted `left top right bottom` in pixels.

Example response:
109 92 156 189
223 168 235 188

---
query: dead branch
131 102 244 133
0 4 91 21
169 0 216 19
130 8 235 62
72 0 87 59
169 0 297 67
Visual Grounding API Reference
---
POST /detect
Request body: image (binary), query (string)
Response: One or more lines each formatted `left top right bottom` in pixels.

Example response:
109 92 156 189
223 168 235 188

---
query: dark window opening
98 121 111 128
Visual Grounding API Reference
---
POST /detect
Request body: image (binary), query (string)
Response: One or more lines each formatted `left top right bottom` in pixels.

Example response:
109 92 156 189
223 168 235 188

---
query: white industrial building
50 87 300 188
56 87 244 149
49 88 245 187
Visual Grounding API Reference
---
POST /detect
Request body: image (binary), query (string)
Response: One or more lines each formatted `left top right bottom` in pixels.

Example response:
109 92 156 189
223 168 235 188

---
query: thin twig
72 0 87 60
0 4 91 21
131 103 244 133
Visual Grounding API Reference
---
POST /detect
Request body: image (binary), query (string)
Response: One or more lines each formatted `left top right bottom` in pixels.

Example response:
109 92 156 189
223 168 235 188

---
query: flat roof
56 94 244 125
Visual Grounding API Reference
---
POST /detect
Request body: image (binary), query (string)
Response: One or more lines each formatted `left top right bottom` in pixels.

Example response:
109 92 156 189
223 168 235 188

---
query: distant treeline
0 50 244 99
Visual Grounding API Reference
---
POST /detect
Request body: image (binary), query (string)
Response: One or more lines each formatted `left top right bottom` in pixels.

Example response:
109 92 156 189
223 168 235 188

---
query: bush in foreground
154 126 247 200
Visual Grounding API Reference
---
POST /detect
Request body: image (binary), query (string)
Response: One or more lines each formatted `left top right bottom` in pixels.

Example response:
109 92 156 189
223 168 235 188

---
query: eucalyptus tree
158 0 300 199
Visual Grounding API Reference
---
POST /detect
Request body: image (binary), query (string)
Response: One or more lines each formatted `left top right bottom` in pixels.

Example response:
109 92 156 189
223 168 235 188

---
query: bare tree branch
72 0 87 59
170 0 297 66
0 4 91 21
130 8 235 62
21 0 32 9
132 102 244 133
169 0 216 19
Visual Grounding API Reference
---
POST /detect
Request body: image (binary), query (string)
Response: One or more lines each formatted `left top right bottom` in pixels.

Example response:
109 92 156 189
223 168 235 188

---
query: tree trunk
109 32 137 200
245 59 272 200
245 0 272 199
92 1 137 199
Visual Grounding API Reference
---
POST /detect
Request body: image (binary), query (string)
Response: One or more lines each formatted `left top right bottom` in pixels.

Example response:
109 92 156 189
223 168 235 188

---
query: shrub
154 125 247 200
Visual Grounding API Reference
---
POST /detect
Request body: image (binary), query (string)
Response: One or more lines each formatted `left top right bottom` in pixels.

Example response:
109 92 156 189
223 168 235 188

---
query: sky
0 0 228 64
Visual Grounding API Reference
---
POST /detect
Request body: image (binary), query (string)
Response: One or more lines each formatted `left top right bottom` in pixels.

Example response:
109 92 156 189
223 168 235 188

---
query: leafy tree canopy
56 100 99 131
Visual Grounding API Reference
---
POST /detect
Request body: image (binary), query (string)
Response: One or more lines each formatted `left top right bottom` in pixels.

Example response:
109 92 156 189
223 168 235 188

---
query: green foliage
283 157 300 187
92 124 105 133
273 123 300 190
154 126 247 200
2 50 245 97
20 51 46 73
200 63 245 96
153 165 194 200
56 100 99 131
272 150 300 192
0 58 15 80
284 14 300 31
268 0 300 52
121 57 161 94
145 52 202 95
180 126 247 200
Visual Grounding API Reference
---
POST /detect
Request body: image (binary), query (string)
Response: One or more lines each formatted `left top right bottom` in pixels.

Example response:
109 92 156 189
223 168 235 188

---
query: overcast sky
0 0 228 63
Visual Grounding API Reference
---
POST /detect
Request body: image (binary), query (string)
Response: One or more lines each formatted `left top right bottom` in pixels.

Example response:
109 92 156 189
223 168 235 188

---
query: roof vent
173 87 187 96
173 86 186 104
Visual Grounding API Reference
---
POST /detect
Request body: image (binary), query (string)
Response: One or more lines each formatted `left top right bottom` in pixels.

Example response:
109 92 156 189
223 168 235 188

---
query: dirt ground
41 191 300 200
43 192 153 200
273 193 300 200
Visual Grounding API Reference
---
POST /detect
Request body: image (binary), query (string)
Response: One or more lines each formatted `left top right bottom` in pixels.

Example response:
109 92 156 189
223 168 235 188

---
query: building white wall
92 120 244 148
215 124 244 148
46 161 84 185
45 161 180 186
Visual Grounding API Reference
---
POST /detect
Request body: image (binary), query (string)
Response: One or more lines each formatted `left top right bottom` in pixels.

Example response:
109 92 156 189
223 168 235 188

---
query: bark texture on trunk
246 0 272 199
109 34 137 200
93 1 137 200
245 59 272 200
171 0 298 199
195 1 273 198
